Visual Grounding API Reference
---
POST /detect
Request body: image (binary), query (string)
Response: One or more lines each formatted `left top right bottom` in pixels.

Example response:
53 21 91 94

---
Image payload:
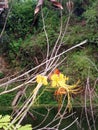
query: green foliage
38 90 56 105
7 0 37 39
6 0 98 76
82 1 98 45
0 115 11 129
83 1 98 27
0 92 15 106
0 0 98 129
0 72 5 79
18 125 32 130
0 115 32 130
63 25 85 45
66 49 97 82
8 6 61 67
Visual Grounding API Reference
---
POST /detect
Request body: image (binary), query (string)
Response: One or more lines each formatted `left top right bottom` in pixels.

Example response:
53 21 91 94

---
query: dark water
0 107 98 130
22 108 98 130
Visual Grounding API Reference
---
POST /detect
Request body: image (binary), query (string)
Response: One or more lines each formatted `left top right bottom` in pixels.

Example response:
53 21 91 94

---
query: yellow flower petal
36 75 42 84
58 81 65 87
59 73 64 79
51 74 59 81
51 74 59 87
42 77 48 85
58 73 66 87
36 75 48 85
51 73 68 88
51 81 57 87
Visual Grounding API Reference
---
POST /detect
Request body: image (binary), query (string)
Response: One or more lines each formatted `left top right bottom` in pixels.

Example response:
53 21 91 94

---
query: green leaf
0 115 11 123
0 115 11 129
0 115 2 119
18 124 32 130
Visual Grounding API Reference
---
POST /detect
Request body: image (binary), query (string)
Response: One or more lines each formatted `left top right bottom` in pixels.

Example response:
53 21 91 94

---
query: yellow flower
54 79 82 112
51 74 59 87
58 73 66 87
36 75 48 85
51 73 67 87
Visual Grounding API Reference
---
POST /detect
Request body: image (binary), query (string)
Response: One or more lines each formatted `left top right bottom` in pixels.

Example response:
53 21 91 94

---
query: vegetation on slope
0 0 98 129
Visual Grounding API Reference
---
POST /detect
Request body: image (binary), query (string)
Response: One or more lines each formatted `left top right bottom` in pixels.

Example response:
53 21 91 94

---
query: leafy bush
8 6 61 67
0 115 32 130
83 1 98 27
66 49 97 82
7 0 37 39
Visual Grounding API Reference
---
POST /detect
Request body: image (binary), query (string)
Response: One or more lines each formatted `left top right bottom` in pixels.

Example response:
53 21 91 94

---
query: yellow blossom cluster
36 75 48 85
36 72 82 112
50 73 69 88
